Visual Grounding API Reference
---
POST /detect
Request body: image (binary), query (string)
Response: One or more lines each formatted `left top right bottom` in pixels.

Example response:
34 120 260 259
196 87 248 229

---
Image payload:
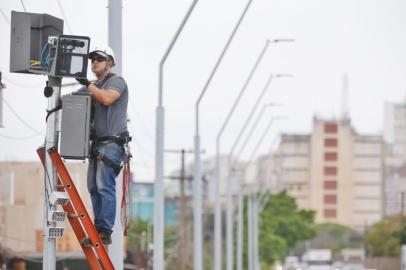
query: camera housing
10 11 90 78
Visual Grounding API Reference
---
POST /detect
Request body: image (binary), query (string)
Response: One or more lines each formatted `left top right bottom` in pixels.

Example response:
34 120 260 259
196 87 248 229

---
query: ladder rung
67 213 79 218
80 237 101 249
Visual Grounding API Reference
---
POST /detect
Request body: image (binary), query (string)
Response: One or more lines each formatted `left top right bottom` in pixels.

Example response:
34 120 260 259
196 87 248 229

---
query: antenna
341 73 349 120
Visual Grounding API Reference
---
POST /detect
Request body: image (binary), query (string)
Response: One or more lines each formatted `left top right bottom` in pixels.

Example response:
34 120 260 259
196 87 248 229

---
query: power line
0 8 10 25
3 98 43 135
0 133 43 140
56 0 72 34
3 77 44 88
20 0 27 12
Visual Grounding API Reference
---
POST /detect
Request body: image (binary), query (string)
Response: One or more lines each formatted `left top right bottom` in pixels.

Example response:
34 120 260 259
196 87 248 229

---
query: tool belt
93 131 132 146
91 131 132 175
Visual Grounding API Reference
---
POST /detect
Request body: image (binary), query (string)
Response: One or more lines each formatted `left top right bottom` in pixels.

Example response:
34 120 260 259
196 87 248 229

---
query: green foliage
364 215 405 257
248 190 316 267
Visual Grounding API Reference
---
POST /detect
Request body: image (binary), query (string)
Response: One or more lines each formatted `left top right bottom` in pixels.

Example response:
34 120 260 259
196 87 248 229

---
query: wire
2 77 44 88
0 8 10 25
3 98 43 135
0 133 44 140
56 0 72 34
20 0 27 12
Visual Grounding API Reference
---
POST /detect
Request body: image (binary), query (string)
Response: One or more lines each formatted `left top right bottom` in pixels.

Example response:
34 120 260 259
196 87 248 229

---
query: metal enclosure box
49 35 90 78
60 94 91 160
10 11 63 75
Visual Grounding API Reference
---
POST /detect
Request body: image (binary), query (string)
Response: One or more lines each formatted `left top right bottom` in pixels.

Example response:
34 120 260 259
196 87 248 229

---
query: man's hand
76 78 91 87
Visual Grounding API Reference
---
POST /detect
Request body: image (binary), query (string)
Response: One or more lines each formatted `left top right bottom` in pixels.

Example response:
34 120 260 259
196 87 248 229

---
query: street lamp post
193 1 254 269
245 115 287 270
213 40 271 270
155 1 198 270
223 39 292 270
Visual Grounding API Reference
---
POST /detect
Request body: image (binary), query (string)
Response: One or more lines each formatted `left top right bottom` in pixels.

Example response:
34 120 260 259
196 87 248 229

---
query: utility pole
43 76 62 270
108 0 124 268
155 2 198 269
0 71 4 128
165 149 196 270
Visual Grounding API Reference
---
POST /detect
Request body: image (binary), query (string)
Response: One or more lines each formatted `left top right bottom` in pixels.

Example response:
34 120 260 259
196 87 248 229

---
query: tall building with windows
260 117 384 231
383 101 406 216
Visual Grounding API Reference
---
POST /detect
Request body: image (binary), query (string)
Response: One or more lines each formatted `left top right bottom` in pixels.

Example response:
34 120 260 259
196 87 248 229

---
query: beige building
383 101 406 216
0 161 90 253
260 118 384 231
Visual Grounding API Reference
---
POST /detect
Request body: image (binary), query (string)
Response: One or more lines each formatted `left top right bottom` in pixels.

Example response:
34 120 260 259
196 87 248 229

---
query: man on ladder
75 45 131 245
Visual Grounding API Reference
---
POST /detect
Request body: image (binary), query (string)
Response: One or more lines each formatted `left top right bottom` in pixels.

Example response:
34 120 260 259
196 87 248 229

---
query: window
324 152 337 161
324 209 336 218
324 167 337 176
324 195 337 204
324 123 338 133
324 138 338 147
324 181 337 190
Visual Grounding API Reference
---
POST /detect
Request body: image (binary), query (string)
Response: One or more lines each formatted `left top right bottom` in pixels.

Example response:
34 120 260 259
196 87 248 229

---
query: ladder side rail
46 147 115 270
36 147 102 270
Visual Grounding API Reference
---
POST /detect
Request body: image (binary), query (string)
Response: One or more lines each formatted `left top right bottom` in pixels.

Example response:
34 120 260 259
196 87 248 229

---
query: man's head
8 257 26 270
89 46 115 77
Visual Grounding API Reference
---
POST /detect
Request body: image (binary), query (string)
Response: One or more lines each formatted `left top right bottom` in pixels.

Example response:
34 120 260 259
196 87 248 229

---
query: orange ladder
37 146 115 270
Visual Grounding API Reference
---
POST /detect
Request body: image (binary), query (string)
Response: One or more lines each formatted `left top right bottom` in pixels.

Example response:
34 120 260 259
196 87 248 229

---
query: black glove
76 78 91 87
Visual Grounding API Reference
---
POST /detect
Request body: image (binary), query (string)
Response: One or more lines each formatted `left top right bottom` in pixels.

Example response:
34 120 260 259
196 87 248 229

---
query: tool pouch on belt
93 149 123 175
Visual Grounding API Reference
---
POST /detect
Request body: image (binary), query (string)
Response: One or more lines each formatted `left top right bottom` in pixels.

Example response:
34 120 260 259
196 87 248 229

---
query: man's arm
75 78 121 106
87 84 120 106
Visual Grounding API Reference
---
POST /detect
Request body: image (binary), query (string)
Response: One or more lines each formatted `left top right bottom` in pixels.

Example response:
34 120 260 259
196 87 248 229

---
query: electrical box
60 94 92 160
10 11 90 78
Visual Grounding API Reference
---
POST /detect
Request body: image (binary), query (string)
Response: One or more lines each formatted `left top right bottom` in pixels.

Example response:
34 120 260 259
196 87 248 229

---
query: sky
1 0 406 181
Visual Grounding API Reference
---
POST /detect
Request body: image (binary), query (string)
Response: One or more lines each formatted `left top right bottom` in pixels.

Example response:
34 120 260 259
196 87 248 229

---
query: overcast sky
1 0 406 181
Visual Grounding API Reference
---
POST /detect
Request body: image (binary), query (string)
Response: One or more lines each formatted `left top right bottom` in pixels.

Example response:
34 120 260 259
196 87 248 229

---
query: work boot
80 231 112 247
99 231 112 245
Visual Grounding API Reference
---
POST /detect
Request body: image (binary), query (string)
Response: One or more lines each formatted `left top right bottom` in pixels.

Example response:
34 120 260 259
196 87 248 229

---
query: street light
154 1 198 270
193 1 254 269
214 39 271 270
223 40 293 270
244 115 288 270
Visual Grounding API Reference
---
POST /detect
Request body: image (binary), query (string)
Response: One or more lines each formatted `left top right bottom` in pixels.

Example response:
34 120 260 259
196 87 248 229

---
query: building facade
383 101 406 216
261 118 384 231
0 161 90 253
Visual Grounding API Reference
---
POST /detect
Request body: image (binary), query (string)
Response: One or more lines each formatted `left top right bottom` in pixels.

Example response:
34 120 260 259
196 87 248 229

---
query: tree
364 214 405 257
245 190 316 267
127 219 153 269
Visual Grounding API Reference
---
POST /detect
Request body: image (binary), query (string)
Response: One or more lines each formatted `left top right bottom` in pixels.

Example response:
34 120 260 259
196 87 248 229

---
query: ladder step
67 213 79 219
80 237 101 248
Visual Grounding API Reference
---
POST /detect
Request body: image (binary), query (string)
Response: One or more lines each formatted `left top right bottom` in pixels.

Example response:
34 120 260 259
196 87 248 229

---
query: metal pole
248 195 253 270
108 0 124 268
236 179 244 270
156 2 198 270
402 245 406 270
43 76 62 270
254 198 259 270
194 1 254 269
214 40 270 270
0 72 4 128
179 149 187 270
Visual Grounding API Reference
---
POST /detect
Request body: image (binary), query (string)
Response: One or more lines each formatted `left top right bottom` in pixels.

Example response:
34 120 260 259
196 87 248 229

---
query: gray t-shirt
77 74 128 138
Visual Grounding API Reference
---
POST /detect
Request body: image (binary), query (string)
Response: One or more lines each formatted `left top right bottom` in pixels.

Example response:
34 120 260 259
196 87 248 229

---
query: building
260 117 384 231
383 101 406 216
0 161 90 253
